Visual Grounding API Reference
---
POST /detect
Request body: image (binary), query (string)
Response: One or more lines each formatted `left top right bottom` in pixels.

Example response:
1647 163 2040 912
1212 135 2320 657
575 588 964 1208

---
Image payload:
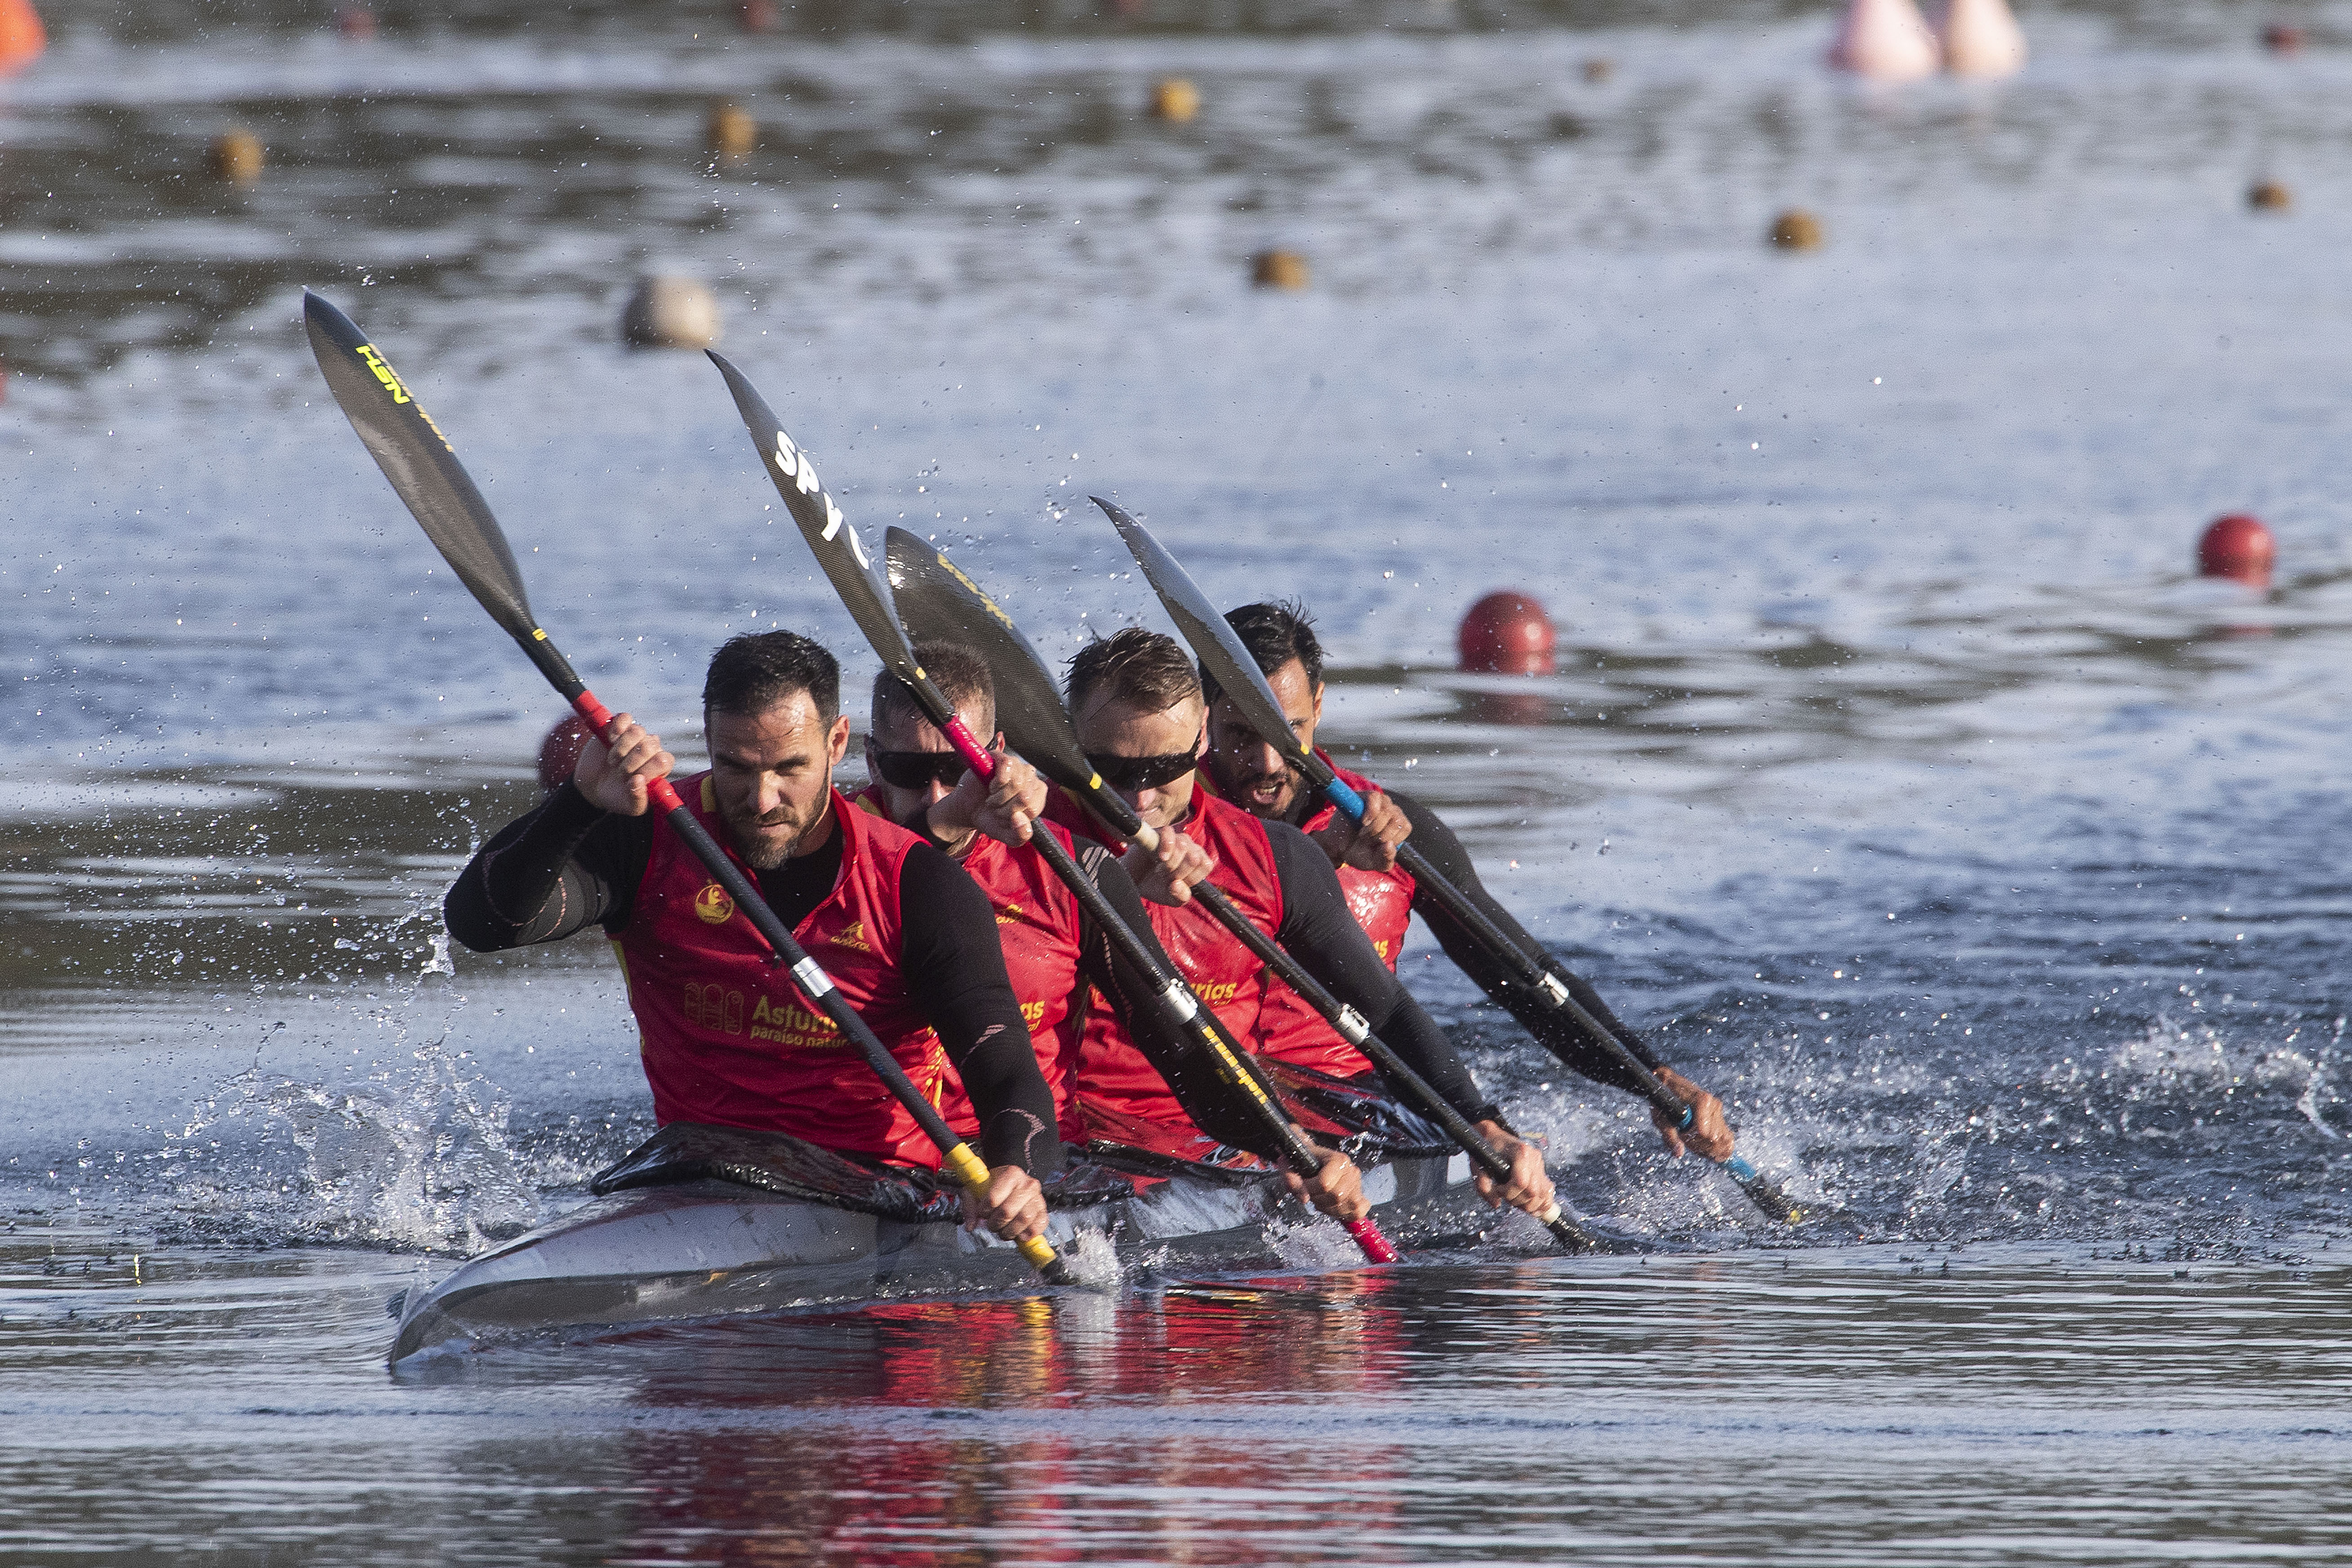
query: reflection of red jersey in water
1244 752 1417 1056
613 778 948 1167
1052 787 1370 1140
852 787 1087 1140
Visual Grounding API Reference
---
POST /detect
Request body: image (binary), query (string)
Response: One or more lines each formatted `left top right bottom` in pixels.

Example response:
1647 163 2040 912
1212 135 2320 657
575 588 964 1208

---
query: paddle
300 291 1073 1285
704 352 1398 1266
882 527 1599 1253
1095 495 1805 1227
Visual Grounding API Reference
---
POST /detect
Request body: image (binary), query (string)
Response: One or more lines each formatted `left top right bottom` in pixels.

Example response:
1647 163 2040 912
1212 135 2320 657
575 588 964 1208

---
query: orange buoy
2248 179 2291 212
707 102 756 159
1828 0 1939 82
210 129 265 184
738 0 779 31
1458 592 1557 676
2198 515 2275 588
335 6 377 39
1770 209 1824 250
1252 250 1310 290
1150 77 1200 123
0 0 46 75
2263 23 2304 54
538 714 595 792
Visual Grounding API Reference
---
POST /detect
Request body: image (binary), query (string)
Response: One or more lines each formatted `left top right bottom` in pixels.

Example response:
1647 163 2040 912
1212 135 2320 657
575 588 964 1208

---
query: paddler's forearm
444 783 643 951
1388 789 1666 1096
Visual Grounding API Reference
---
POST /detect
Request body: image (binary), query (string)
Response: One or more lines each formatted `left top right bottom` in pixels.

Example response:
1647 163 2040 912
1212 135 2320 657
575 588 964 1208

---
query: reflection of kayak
391 1077 1476 1366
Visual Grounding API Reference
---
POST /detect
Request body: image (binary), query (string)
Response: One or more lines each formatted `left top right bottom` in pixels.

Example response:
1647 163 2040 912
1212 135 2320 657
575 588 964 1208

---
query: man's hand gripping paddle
880 527 1599 1253
300 291 1072 1285
704 355 1399 1265
1094 496 1805 1228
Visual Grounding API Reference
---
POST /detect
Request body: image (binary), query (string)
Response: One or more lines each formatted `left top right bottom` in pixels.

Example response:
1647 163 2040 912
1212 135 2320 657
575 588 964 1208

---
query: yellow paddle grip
945 1143 991 1189
946 1143 1065 1273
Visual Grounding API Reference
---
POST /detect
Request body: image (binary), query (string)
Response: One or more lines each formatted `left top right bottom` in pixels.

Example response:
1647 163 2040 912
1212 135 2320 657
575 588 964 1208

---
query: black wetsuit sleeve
443 784 655 950
1387 789 1664 1095
1263 822 1501 1127
1069 847 1294 1161
895 843 1064 1175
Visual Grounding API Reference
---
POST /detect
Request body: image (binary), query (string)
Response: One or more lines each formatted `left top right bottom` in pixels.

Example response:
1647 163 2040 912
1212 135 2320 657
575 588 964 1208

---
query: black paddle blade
303 290 536 639
883 527 1100 792
1094 496 1311 771
706 351 915 678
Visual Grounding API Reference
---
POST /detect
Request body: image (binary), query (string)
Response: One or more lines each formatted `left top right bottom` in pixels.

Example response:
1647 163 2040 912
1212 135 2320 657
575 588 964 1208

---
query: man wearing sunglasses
858 641 1372 1222
1052 627 1556 1225
1198 601 1735 1164
444 630 1059 1249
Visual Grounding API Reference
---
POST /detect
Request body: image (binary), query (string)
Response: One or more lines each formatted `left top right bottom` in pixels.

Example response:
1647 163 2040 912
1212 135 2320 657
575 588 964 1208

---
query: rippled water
9 0 2352 1559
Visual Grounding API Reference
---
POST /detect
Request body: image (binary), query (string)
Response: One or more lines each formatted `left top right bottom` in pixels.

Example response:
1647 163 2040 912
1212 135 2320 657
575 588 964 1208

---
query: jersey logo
693 884 735 925
996 901 1022 927
832 921 873 953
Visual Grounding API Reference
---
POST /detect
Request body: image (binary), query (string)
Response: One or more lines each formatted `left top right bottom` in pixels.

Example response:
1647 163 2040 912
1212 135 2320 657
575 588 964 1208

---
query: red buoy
335 6 377 39
738 0 779 31
1457 591 1557 676
537 713 594 792
2198 514 2276 588
2263 23 2304 54
0 0 45 76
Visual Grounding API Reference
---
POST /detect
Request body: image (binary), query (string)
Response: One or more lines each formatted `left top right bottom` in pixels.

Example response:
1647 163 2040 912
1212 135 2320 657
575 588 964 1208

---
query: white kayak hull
390 1148 1476 1364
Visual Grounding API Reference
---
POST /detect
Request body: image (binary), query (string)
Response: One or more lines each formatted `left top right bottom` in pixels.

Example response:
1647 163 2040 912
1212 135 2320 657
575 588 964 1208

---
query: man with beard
1198 601 1734 1162
1051 627 1556 1223
855 640 1369 1221
443 630 1056 1246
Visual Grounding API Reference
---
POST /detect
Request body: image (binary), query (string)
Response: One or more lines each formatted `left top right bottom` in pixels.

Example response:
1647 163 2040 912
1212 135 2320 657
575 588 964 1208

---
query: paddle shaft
1059 774 1594 1251
1303 764 1800 1223
903 689 1398 1265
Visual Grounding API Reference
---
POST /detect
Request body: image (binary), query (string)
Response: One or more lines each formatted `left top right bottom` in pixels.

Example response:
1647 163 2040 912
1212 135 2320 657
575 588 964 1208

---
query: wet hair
703 630 840 726
1202 599 1323 706
1065 626 1203 715
870 641 994 736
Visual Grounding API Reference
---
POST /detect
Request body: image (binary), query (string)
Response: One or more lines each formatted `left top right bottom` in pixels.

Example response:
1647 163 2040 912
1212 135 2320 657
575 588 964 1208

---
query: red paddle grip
573 690 688 815
940 714 996 779
1345 1219 1399 1264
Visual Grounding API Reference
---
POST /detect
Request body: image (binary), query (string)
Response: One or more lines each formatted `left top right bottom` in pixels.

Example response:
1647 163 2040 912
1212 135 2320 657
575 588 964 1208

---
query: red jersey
1051 786 1371 1140
612 776 949 1168
852 787 1088 1141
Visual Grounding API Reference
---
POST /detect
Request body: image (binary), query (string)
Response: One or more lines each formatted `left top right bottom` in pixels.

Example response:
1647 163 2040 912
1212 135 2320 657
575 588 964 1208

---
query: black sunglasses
1086 733 1201 793
870 749 971 791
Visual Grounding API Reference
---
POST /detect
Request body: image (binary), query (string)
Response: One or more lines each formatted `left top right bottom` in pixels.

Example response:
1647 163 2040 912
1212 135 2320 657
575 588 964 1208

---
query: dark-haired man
857 641 1371 1219
1051 627 1555 1222
444 630 1059 1245
1199 601 1734 1161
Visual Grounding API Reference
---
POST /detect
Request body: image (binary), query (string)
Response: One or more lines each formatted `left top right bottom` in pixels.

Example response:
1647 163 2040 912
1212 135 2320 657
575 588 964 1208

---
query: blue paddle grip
1723 1154 1760 1181
1323 774 1368 819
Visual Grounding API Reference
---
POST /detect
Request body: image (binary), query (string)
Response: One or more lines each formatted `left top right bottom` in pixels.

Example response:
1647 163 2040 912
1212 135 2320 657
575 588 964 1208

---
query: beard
1209 755 1299 819
722 795 825 870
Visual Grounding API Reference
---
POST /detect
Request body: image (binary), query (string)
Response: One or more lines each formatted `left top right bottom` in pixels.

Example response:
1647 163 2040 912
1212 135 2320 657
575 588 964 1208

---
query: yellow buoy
2247 180 2291 213
210 129 264 185
622 276 721 349
1251 250 1310 290
707 102 756 160
1769 209 1823 250
1151 77 1200 123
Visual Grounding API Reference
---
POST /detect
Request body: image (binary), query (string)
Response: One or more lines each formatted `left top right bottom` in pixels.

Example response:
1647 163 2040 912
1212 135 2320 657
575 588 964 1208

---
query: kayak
389 1115 1478 1365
